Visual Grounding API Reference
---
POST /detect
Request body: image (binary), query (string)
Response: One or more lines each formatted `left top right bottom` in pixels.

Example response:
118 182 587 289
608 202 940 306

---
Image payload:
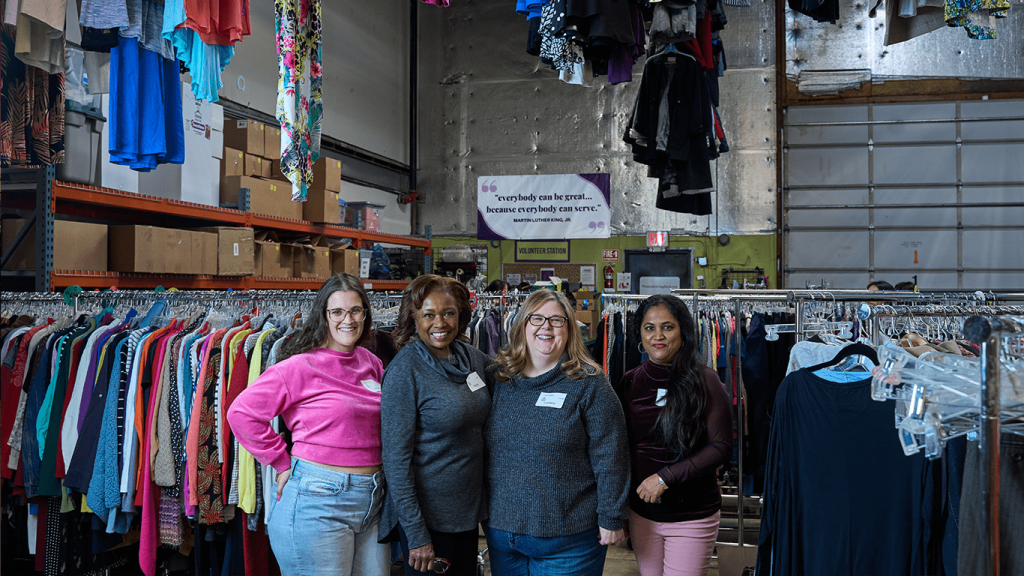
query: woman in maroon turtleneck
618 295 733 576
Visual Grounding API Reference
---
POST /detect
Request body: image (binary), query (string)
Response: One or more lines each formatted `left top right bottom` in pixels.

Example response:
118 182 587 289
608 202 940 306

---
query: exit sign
647 231 669 248
602 249 619 261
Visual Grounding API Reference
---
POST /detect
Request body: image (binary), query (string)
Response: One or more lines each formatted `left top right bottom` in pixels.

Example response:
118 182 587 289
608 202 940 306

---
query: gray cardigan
378 340 492 548
484 363 630 537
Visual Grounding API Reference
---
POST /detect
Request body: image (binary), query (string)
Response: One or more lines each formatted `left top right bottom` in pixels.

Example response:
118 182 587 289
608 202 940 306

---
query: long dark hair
632 294 708 460
278 273 373 362
391 274 472 349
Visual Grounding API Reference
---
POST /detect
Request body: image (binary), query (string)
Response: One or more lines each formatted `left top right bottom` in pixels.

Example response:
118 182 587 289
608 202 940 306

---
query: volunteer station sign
477 174 611 240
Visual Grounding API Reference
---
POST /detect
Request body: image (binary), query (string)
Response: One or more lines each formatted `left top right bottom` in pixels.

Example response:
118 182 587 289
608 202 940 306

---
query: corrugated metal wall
417 0 779 236
783 99 1024 290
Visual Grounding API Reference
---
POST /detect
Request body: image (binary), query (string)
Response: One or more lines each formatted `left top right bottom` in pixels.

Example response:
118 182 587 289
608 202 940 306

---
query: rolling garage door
782 99 1024 291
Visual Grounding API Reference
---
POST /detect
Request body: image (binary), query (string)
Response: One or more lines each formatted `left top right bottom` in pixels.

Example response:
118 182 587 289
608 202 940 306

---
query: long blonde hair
493 290 601 381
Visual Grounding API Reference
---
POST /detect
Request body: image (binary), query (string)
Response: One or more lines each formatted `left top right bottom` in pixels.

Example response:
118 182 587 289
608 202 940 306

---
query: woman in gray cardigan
484 290 630 576
379 275 491 576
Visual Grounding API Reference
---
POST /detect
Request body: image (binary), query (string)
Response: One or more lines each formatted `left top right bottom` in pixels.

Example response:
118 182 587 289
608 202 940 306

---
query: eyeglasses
433 558 451 574
527 314 568 328
326 307 366 321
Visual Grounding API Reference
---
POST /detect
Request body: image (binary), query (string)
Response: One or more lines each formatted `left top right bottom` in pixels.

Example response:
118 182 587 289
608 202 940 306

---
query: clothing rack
602 289 1024 558
964 315 1024 576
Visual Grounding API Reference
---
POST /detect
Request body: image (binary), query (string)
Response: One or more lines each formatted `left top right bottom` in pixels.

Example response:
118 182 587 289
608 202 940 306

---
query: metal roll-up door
782 99 1024 290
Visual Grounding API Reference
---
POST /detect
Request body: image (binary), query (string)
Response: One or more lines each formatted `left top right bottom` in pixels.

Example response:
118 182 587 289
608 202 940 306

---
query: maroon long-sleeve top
619 361 733 522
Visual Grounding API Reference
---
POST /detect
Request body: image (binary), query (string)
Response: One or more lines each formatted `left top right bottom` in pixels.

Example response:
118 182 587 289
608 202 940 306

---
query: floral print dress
275 0 323 202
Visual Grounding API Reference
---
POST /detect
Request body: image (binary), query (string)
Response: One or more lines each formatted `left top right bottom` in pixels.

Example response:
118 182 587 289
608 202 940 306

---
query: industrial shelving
1 168 431 292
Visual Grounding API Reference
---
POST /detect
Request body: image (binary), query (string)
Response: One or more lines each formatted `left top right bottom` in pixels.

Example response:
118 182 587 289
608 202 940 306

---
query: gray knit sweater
484 364 630 537
378 340 492 549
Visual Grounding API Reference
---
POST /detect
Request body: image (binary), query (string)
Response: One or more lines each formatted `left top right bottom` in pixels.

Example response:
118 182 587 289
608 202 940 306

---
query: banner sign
515 241 570 262
477 174 611 240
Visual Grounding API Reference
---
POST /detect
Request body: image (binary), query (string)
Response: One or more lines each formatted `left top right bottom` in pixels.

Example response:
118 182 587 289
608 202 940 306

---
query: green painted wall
432 234 779 289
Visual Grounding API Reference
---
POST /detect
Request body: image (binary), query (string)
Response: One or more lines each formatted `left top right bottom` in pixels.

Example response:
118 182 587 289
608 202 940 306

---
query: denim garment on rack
958 434 1024 576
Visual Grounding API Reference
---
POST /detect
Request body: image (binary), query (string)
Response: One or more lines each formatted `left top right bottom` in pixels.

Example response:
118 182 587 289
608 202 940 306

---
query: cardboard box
223 119 265 156
574 309 594 326
220 176 302 220
243 154 265 177
575 290 596 310
264 180 303 221
54 220 108 272
190 231 218 275
260 156 271 178
312 157 342 192
254 230 293 278
222 147 244 176
293 235 331 280
1 217 35 270
264 126 282 160
198 226 255 276
330 243 360 277
108 225 188 273
303 188 341 224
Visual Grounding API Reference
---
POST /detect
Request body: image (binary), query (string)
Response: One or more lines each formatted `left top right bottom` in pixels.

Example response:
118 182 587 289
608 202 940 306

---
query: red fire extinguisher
604 264 614 290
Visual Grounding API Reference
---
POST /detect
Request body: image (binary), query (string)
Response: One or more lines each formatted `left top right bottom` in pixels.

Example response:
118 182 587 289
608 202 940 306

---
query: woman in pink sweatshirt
228 273 389 576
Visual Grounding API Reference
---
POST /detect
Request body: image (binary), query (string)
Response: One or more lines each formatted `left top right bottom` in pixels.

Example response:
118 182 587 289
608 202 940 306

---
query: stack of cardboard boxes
221 120 302 220
220 120 343 225
107 225 255 276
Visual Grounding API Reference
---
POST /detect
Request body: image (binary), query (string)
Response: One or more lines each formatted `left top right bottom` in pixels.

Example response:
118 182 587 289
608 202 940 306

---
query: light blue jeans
268 458 389 576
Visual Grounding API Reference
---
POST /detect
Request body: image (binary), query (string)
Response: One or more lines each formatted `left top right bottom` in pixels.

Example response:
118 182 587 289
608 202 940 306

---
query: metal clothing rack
963 315 1024 576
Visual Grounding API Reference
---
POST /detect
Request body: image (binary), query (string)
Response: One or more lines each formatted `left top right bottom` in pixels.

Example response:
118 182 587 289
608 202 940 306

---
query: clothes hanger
807 342 880 372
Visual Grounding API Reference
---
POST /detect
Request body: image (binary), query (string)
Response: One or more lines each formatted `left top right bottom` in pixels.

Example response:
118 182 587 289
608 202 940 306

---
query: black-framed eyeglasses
433 558 451 574
527 314 568 328
326 307 366 321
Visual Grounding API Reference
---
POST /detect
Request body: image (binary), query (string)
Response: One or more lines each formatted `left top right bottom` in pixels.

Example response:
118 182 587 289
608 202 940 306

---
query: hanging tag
467 372 486 392
536 392 567 409
361 379 381 393
655 389 668 407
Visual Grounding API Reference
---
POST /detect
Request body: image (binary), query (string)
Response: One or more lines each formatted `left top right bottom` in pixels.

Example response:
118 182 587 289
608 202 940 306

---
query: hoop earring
638 342 646 354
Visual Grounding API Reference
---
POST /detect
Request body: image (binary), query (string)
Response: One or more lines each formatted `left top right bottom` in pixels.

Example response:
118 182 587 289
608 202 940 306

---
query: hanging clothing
756 369 948 575
108 36 184 171
14 0 68 73
275 0 324 202
1 19 66 168
623 49 718 215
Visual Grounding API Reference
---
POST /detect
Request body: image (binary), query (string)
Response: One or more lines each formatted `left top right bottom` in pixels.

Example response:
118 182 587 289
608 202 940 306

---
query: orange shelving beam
51 271 410 292
53 180 431 251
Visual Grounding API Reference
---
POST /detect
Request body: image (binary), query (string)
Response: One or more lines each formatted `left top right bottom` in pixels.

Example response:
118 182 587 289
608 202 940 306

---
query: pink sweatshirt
227 346 384 473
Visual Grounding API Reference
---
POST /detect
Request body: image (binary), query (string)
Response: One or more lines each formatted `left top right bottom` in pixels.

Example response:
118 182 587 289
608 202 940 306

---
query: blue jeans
483 525 606 576
267 458 389 576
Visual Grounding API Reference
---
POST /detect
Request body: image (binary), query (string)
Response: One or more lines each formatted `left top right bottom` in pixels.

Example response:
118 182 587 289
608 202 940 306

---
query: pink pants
629 509 720 576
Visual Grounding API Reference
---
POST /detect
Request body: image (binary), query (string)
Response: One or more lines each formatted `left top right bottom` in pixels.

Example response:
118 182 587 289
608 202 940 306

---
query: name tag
361 379 381 393
536 392 567 409
655 389 667 407
467 372 486 392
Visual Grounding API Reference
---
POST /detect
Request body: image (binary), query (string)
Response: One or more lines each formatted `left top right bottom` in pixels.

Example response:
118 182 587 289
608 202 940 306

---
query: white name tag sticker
467 372 486 392
655 389 668 407
536 392 567 409
361 379 381 393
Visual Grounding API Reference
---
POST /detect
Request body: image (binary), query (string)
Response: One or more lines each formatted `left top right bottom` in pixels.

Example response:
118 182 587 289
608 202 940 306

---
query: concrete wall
416 0 779 237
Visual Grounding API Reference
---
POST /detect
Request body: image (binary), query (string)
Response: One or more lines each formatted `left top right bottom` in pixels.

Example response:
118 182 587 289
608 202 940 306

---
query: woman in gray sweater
484 290 630 576
379 275 492 576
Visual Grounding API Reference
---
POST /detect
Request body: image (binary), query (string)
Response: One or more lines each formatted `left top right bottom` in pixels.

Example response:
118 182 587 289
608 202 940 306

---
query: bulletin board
502 263 597 285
